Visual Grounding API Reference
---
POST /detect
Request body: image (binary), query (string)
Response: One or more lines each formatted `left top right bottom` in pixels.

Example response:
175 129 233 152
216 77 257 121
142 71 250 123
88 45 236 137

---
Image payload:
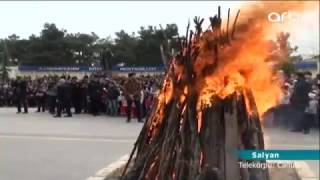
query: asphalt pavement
0 108 143 180
0 108 319 180
264 126 320 178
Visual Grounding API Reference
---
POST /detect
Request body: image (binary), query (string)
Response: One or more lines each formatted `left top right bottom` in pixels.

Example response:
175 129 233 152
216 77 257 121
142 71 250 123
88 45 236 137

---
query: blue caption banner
237 150 320 160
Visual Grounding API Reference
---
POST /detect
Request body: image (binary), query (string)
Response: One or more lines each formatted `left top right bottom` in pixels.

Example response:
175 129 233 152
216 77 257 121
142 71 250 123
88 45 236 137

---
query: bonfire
121 5 285 180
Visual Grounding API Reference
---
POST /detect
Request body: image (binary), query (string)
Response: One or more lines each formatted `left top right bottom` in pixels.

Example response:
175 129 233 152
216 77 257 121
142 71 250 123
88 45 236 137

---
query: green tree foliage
112 30 138 66
0 40 10 80
2 22 180 67
267 32 299 76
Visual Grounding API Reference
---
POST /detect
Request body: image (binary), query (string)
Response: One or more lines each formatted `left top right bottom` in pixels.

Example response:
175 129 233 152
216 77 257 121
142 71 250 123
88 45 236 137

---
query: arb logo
268 11 300 23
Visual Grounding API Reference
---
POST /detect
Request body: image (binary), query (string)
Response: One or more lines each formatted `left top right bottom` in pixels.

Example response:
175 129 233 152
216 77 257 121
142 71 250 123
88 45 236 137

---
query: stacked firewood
121 6 270 180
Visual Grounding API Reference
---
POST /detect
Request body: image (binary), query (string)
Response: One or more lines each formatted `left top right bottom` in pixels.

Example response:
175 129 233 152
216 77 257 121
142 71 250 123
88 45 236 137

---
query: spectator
123 73 143 123
72 77 83 114
13 76 29 114
107 82 120 116
290 72 312 132
88 76 102 116
0 73 163 121
303 84 319 134
35 80 47 112
54 78 72 118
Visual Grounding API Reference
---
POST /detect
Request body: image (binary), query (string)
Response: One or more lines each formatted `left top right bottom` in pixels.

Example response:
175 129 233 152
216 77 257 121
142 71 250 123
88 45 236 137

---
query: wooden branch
226 8 230 42
231 10 240 39
122 8 270 180
224 94 240 180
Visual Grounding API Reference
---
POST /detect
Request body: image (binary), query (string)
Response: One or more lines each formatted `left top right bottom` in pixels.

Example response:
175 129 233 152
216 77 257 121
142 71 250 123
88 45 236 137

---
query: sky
0 1 319 56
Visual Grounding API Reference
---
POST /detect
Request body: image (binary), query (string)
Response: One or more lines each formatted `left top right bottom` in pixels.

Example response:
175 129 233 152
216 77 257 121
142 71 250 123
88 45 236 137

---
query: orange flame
195 1 317 116
154 1 318 119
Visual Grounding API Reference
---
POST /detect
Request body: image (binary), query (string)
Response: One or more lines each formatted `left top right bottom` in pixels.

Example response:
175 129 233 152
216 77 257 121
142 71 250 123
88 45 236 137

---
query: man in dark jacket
88 77 102 116
14 77 28 114
72 77 83 114
81 77 89 113
64 78 73 117
290 72 312 132
54 78 72 117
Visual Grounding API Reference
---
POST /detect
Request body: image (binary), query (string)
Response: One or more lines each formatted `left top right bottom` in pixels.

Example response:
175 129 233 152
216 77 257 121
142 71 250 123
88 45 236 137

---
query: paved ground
264 127 320 178
0 108 143 180
0 108 319 180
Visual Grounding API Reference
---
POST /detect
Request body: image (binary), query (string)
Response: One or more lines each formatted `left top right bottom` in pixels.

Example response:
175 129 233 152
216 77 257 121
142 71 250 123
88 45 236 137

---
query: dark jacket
107 86 120 100
72 83 83 100
290 78 311 108
57 82 72 101
63 82 73 101
13 80 27 98
88 81 102 99
57 84 64 101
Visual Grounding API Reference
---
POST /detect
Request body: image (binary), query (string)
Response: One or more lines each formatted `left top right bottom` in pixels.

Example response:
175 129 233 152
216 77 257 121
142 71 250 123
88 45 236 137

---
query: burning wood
121 6 272 180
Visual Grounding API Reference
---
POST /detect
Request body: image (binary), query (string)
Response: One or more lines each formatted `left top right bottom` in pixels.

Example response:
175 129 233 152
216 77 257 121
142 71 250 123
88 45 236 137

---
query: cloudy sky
0 1 318 55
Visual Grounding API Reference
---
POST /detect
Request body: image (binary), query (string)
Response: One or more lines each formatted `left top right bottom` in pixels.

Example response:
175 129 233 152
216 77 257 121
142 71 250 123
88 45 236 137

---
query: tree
112 30 138 66
9 23 100 66
6 34 20 65
16 23 70 65
134 24 179 66
0 40 10 81
3 22 181 67
267 32 299 75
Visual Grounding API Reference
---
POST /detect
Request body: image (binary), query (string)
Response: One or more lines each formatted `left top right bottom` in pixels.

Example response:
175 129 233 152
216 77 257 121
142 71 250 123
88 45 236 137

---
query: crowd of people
273 72 320 134
0 73 163 123
0 71 319 130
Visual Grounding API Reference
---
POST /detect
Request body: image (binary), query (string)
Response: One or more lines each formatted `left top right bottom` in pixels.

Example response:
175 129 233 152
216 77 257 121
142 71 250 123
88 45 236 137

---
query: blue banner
237 150 320 160
294 61 318 70
19 65 103 72
19 65 166 72
111 66 165 72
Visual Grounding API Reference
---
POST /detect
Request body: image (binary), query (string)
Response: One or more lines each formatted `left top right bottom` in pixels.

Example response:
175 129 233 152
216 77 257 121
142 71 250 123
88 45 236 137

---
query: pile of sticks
121 7 269 180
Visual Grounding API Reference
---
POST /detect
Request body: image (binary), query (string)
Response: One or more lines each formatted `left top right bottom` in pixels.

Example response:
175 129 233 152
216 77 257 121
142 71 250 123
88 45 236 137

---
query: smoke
238 1 319 54
238 1 318 21
196 1 320 115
